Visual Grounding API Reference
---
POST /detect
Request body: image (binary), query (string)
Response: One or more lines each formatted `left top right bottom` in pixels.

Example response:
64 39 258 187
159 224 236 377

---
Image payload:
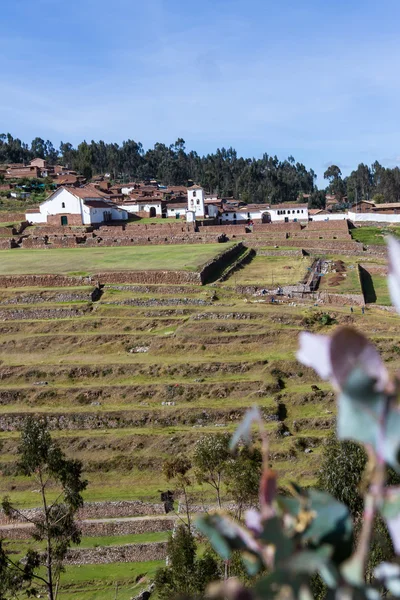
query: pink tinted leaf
297 332 332 381
245 508 262 534
330 327 388 391
381 486 400 553
259 469 277 519
386 513 400 554
387 236 400 314
230 406 261 450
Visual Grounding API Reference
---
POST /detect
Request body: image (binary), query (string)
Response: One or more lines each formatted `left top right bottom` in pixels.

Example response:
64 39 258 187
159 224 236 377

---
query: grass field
222 255 308 286
318 256 362 295
0 243 233 275
0 245 398 596
351 225 400 245
58 561 163 600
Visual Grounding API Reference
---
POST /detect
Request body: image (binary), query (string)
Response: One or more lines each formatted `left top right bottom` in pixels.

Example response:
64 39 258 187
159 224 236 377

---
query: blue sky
1 0 400 184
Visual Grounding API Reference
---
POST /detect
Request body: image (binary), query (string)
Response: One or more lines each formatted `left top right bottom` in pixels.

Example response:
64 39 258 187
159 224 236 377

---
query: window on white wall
62 202 65 208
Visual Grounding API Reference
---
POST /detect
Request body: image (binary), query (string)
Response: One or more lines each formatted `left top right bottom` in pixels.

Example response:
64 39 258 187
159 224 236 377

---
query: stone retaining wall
0 274 93 288
255 249 303 256
199 225 248 235
0 403 252 432
0 269 203 288
199 243 244 283
47 214 83 226
0 517 175 540
252 222 302 232
359 263 387 275
0 212 25 222
0 226 14 236
317 291 365 306
64 542 167 565
32 226 93 236
306 220 349 231
20 233 224 249
0 501 167 526
0 239 16 249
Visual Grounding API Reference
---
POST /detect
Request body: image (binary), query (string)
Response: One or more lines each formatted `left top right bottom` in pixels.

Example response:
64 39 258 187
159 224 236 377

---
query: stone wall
252 222 302 232
0 226 14 236
0 402 252 431
0 501 168 526
20 233 224 249
274 239 360 251
199 243 244 284
47 214 83 226
0 517 175 540
0 212 25 222
123 222 195 234
0 270 203 288
359 263 387 275
0 239 16 249
33 225 92 236
255 249 303 257
317 291 365 306
0 274 93 288
199 225 249 235
306 220 349 231
64 542 168 565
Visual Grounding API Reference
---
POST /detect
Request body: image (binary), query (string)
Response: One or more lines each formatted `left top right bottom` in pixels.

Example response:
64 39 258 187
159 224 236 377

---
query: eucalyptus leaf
387 236 400 315
285 545 333 573
381 487 400 553
338 368 400 471
253 571 308 600
330 328 388 392
259 515 294 563
230 406 261 450
196 513 263 573
374 562 400 597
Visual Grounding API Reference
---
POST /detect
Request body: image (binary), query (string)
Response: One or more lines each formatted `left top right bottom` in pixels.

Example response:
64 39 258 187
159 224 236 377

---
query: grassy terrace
350 224 400 245
221 254 309 286
0 243 234 275
0 246 397 596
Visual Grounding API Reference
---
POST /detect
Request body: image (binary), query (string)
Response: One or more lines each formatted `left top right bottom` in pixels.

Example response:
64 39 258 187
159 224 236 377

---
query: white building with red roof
25 187 128 226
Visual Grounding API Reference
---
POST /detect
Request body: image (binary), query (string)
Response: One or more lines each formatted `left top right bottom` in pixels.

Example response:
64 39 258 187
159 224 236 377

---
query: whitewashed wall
310 213 348 221
221 207 308 223
167 207 186 218
206 204 219 218
26 212 47 223
118 202 162 216
348 211 400 223
40 189 82 217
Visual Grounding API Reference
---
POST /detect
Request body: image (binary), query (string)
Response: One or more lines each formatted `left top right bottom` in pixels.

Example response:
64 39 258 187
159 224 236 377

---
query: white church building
26 187 128 226
186 185 309 224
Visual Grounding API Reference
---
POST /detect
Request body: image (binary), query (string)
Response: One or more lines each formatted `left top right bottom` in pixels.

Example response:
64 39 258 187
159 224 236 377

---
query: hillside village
4 0 400 592
1 146 400 600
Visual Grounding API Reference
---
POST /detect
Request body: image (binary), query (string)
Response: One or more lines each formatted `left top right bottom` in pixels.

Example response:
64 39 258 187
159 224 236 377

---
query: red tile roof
66 187 107 200
84 200 114 208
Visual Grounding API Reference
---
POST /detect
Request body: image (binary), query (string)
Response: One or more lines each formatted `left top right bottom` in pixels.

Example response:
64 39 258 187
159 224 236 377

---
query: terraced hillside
0 244 399 599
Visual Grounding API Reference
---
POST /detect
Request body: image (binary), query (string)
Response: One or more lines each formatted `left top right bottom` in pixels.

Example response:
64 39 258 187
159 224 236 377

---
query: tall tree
1 418 87 600
163 455 193 532
225 446 262 518
154 525 220 600
193 433 230 507
324 164 346 201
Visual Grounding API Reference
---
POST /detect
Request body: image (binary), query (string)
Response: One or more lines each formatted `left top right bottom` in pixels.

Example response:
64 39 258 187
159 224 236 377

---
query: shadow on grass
359 265 376 303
